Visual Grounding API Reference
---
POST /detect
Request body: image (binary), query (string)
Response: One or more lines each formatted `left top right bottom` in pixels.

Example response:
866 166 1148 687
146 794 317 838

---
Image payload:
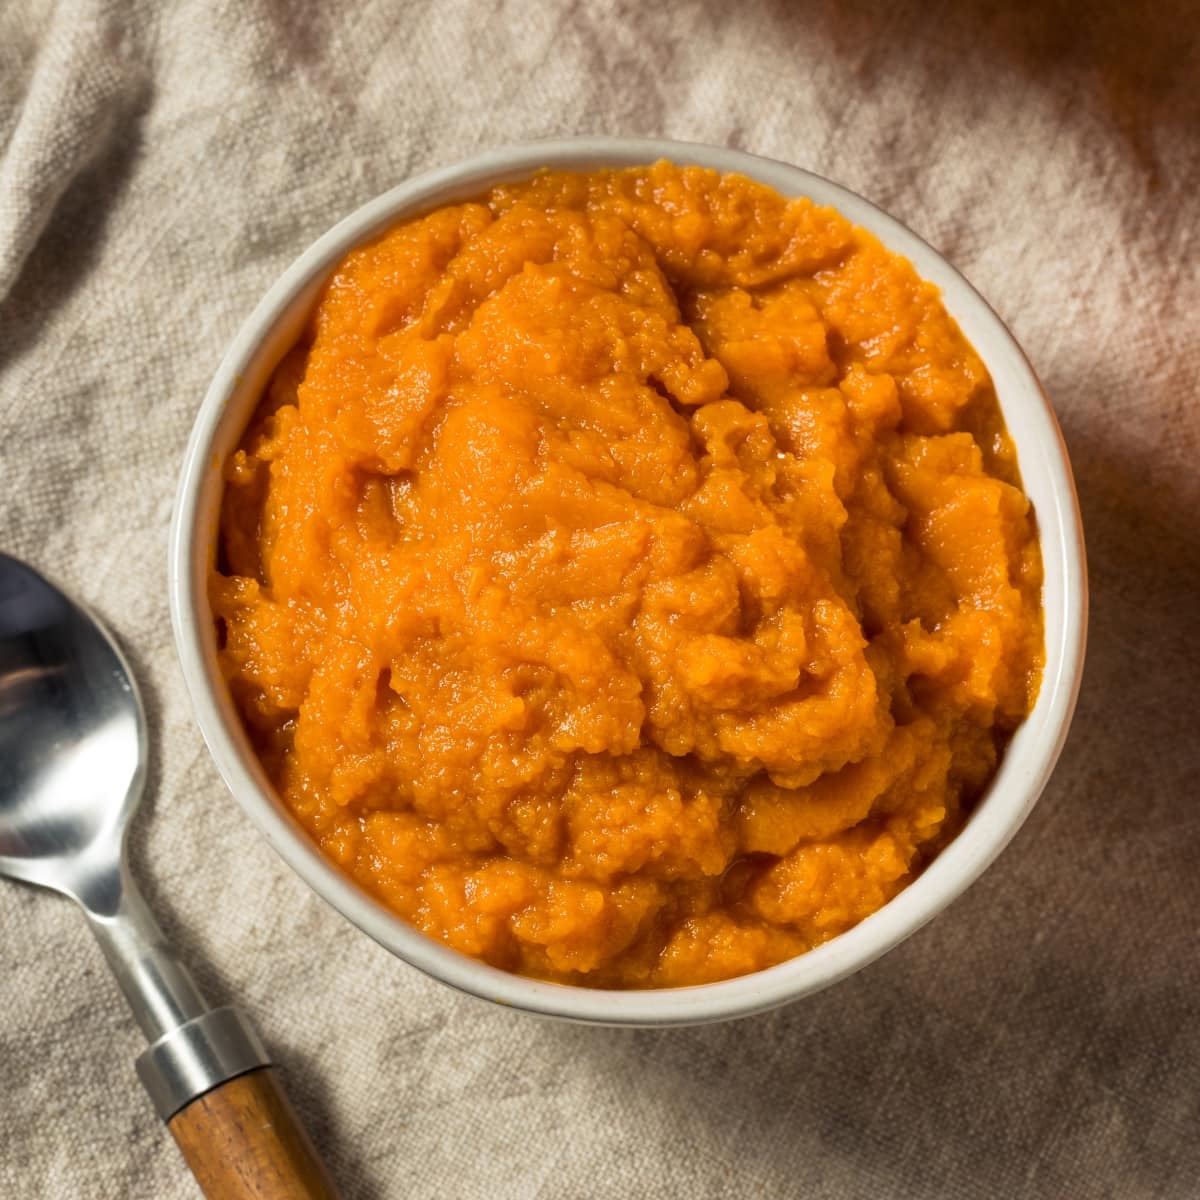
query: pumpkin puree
213 163 1044 987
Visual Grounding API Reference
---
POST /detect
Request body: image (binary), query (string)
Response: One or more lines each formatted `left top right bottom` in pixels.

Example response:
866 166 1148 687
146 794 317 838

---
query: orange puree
213 163 1044 988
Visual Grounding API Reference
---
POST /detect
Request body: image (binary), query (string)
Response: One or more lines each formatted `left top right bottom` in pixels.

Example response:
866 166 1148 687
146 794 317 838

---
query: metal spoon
0 552 338 1199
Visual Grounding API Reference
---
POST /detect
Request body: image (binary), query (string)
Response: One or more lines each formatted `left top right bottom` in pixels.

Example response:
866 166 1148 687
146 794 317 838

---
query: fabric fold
0 0 147 300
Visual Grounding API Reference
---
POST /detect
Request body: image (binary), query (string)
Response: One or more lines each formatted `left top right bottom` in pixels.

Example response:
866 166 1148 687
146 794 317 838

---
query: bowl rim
168 136 1088 1026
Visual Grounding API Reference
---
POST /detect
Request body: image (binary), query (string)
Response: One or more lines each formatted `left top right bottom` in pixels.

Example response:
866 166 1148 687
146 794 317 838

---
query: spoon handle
83 872 208 1039
167 1066 339 1200
83 873 341 1197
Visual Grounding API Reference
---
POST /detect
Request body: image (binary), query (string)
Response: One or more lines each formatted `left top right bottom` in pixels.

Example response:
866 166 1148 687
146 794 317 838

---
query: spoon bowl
0 553 144 906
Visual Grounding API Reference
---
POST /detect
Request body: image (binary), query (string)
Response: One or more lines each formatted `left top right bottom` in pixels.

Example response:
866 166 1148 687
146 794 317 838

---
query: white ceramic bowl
169 137 1087 1025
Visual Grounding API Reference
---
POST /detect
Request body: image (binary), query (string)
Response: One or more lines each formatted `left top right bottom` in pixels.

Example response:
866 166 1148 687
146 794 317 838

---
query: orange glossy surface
213 163 1043 987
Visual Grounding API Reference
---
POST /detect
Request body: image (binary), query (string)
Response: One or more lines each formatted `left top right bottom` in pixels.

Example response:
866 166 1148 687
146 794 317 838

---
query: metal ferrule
136 1005 272 1120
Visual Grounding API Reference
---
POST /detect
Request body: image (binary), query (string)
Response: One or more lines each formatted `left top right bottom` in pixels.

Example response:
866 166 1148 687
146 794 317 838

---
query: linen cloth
2 1 1198 1196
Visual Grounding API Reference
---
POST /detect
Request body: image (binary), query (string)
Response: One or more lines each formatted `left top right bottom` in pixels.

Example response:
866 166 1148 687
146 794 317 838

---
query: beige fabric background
2 1 1197 1196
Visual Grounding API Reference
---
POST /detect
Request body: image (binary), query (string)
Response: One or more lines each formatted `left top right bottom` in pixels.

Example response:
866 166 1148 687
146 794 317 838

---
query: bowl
168 137 1087 1025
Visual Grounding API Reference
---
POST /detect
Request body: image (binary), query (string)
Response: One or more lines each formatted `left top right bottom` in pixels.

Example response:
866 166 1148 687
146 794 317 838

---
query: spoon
0 552 339 1199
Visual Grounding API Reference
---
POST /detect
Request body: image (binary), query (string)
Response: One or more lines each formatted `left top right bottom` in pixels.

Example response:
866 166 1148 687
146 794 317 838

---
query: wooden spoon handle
167 1067 340 1199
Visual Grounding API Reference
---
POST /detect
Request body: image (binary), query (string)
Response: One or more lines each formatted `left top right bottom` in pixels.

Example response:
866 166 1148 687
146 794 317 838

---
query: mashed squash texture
213 163 1044 987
